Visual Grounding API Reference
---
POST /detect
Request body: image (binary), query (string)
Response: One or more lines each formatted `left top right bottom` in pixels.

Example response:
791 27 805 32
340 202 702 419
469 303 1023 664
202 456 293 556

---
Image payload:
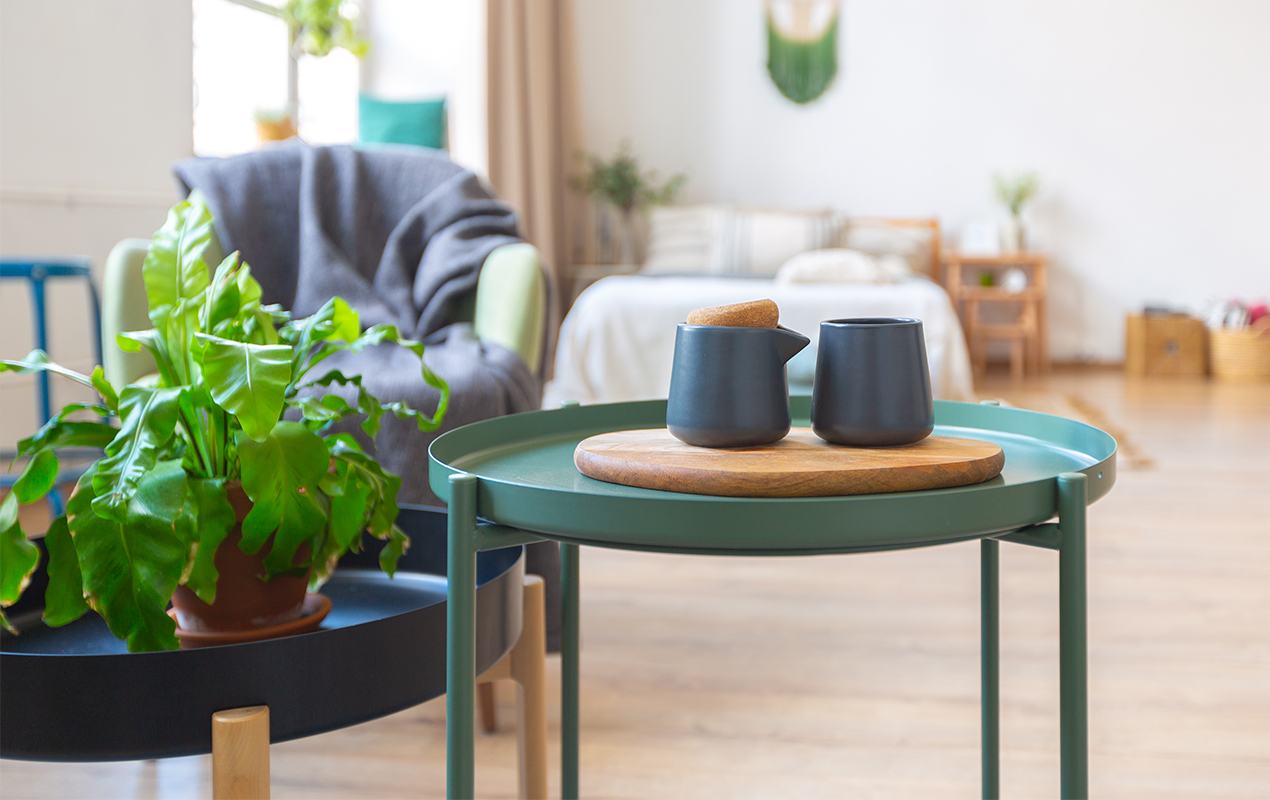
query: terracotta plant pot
170 483 310 633
255 116 298 144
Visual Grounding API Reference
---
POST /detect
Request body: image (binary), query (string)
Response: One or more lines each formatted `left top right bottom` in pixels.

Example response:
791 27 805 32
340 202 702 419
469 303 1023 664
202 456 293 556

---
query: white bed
544 274 975 407
543 209 976 408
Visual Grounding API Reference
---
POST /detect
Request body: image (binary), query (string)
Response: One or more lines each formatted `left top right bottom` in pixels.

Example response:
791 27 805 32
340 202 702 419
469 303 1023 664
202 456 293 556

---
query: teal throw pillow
358 94 447 150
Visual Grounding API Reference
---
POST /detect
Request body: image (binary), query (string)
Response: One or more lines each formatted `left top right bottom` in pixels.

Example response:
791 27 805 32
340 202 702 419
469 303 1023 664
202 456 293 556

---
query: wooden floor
3 368 1268 799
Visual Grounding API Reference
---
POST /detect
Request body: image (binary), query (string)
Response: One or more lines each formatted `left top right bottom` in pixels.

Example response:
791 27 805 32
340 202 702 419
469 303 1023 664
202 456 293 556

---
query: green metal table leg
981 537 1000 800
561 542 581 800
446 474 478 800
1058 472 1088 799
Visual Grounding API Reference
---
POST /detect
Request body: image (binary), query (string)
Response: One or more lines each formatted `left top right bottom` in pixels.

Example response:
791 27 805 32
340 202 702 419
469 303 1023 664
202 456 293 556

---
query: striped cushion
640 205 729 275
641 205 838 277
722 208 838 277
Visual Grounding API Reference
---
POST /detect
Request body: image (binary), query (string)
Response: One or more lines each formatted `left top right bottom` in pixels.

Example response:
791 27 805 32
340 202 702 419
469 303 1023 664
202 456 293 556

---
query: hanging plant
283 0 369 59
229 0 369 132
228 0 369 58
766 0 840 105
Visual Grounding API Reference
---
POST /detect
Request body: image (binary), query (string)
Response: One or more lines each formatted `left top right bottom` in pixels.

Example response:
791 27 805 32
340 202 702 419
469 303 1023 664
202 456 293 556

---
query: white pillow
774 248 912 284
838 222 934 277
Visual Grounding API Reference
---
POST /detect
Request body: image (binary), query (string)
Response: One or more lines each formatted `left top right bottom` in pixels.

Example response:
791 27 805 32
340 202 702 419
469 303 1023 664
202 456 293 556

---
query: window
192 0 358 156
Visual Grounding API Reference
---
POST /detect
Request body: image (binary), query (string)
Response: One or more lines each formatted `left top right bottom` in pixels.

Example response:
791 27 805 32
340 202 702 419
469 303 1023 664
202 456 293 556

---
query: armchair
101 144 560 660
103 230 545 387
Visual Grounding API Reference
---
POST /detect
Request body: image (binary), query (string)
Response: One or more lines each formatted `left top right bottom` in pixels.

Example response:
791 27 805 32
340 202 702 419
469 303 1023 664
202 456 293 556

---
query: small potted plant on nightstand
0 199 448 651
992 170 1041 252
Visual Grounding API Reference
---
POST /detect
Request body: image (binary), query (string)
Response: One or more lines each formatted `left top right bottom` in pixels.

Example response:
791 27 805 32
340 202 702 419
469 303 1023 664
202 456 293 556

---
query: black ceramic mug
667 324 810 447
811 318 934 446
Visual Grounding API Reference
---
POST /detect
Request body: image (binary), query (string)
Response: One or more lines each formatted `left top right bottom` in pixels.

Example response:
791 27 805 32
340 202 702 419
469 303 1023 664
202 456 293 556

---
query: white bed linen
544 275 976 408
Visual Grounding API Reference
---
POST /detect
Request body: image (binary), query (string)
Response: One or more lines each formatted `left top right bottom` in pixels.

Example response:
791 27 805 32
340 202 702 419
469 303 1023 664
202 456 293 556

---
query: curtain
486 0 585 373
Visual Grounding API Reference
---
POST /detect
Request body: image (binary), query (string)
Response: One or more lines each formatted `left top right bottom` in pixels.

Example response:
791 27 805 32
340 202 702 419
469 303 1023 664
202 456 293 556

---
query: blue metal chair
1 258 105 515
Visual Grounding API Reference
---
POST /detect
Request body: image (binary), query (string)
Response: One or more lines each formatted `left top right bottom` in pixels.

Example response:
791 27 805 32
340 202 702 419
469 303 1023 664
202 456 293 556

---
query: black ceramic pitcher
811 317 934 446
666 324 810 448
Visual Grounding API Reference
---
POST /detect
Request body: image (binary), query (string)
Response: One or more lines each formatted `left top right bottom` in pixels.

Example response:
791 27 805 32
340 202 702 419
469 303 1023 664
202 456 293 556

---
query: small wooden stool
964 293 1042 381
944 251 1049 380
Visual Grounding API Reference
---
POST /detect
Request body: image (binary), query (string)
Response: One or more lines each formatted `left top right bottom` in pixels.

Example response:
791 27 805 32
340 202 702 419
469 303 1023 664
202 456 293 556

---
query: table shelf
0 507 525 762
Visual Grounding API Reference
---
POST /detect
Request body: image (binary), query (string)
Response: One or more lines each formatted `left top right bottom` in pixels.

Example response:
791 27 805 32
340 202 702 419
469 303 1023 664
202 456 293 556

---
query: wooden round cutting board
574 428 1004 498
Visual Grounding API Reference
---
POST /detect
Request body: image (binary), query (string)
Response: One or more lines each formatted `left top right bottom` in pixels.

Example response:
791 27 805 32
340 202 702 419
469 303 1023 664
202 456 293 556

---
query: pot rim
821 317 922 327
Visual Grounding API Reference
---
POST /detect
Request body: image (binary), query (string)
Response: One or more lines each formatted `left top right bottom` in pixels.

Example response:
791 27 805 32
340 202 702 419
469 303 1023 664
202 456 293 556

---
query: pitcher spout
775 326 811 362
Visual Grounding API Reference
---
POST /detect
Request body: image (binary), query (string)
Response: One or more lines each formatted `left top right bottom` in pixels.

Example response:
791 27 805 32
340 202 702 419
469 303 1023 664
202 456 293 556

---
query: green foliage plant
284 0 369 58
0 199 448 651
992 170 1042 218
231 0 369 59
569 141 686 217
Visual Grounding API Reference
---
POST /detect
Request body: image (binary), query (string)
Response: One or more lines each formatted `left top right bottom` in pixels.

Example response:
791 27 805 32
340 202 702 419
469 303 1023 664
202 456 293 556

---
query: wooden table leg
212 706 270 800
478 683 498 733
1010 337 1025 381
1039 298 1050 373
475 574 550 800
513 576 550 800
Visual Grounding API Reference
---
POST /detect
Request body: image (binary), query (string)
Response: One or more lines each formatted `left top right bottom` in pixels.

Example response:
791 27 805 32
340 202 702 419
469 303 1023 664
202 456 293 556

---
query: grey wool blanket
172 142 543 506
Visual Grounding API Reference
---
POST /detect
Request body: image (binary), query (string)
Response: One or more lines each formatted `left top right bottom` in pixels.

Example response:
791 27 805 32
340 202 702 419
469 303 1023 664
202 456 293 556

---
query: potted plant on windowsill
0 199 448 652
254 108 299 143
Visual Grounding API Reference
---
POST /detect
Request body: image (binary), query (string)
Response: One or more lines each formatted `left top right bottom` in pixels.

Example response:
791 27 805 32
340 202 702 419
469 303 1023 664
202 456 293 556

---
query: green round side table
429 397 1117 799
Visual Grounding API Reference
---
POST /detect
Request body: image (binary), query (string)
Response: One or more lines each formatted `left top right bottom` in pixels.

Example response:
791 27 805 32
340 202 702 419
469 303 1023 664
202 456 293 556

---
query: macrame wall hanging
766 0 840 104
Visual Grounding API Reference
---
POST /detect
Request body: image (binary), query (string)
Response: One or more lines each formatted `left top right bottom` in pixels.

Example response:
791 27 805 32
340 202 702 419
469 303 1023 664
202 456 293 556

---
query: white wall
362 0 487 174
0 0 193 449
573 0 1270 361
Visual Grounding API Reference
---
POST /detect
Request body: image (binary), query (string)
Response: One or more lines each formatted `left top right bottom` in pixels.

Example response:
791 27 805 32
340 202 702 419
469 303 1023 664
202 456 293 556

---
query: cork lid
686 299 779 328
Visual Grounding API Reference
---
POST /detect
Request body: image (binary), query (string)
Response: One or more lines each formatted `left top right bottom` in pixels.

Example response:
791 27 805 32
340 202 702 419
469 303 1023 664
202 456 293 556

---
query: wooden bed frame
841 216 943 281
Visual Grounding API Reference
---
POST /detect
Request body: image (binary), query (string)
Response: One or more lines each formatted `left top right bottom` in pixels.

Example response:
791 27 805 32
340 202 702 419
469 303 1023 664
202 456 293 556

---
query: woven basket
1209 328 1270 382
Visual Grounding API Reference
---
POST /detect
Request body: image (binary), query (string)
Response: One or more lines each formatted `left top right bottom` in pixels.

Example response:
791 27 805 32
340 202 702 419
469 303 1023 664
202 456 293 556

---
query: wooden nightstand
943 251 1049 379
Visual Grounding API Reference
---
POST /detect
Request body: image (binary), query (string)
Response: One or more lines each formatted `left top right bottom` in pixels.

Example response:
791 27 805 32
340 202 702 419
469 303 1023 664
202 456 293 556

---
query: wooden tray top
574 428 1005 498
